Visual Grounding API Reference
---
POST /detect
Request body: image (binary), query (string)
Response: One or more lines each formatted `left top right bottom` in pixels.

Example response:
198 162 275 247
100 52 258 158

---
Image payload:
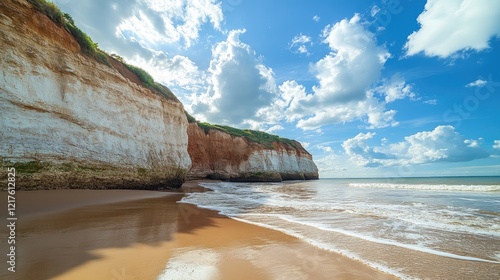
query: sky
52 0 500 178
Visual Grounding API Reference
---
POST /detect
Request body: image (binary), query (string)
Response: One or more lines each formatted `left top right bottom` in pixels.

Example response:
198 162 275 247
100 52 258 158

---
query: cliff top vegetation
198 122 299 149
186 113 298 149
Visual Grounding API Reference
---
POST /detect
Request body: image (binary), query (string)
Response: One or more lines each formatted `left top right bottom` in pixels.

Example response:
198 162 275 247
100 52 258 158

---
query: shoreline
0 180 396 280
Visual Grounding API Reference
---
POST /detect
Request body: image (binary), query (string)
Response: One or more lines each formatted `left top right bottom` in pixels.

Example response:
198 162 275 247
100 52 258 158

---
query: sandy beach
0 181 396 280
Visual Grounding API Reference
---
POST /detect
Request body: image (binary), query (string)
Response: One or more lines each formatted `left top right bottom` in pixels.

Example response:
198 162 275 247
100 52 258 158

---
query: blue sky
53 0 500 178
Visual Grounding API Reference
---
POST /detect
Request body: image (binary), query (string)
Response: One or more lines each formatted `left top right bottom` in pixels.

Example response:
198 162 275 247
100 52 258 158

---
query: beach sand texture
0 181 395 280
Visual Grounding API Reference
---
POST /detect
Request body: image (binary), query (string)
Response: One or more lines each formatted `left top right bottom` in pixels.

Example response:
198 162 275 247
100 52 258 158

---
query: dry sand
0 181 396 280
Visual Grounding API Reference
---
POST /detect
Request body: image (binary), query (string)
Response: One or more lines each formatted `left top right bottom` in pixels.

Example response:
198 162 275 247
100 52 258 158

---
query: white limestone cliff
0 0 191 189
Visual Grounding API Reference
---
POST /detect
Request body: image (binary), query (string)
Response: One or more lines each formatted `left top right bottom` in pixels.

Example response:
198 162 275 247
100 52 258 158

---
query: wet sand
0 181 396 280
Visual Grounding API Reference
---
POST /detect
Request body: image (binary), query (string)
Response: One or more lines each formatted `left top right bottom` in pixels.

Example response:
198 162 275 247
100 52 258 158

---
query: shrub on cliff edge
63 13 96 56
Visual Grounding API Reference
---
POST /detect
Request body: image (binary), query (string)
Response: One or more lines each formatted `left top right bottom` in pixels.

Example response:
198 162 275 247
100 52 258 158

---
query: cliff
0 0 191 189
187 123 319 181
0 0 318 190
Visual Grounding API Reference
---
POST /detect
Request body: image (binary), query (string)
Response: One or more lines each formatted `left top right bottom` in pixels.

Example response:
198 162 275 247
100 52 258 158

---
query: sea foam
348 183 500 192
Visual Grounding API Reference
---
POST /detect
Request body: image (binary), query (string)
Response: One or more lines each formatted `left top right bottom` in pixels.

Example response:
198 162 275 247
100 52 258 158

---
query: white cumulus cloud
373 75 417 103
466 79 487 88
494 140 500 150
342 132 392 167
274 14 401 131
189 29 277 127
130 53 204 90
343 126 490 167
317 145 333 152
405 0 500 58
276 80 310 122
290 33 313 55
314 14 390 103
295 94 399 130
266 125 284 133
117 0 223 48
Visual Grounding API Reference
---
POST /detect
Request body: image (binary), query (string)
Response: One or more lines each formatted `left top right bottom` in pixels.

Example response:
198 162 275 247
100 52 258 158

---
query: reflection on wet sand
6 193 183 280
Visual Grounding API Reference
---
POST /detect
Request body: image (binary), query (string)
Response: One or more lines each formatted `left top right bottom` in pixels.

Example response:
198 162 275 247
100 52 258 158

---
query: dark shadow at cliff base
7 167 187 190
0 191 218 280
176 203 223 233
204 172 319 182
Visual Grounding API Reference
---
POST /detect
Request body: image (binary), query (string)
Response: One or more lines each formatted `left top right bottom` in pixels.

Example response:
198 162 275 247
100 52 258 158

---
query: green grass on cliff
195 121 298 149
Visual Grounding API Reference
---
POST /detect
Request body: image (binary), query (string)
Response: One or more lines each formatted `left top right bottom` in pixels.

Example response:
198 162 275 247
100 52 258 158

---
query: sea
180 177 500 279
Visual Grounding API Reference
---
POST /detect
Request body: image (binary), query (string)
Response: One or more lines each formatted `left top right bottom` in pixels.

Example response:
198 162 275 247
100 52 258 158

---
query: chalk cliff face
0 0 191 189
187 123 319 181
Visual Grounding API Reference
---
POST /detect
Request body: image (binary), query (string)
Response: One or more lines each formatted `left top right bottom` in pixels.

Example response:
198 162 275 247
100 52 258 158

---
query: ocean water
180 177 500 279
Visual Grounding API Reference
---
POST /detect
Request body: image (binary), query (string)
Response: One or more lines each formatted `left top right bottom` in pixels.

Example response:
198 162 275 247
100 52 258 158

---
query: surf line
242 213 500 264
